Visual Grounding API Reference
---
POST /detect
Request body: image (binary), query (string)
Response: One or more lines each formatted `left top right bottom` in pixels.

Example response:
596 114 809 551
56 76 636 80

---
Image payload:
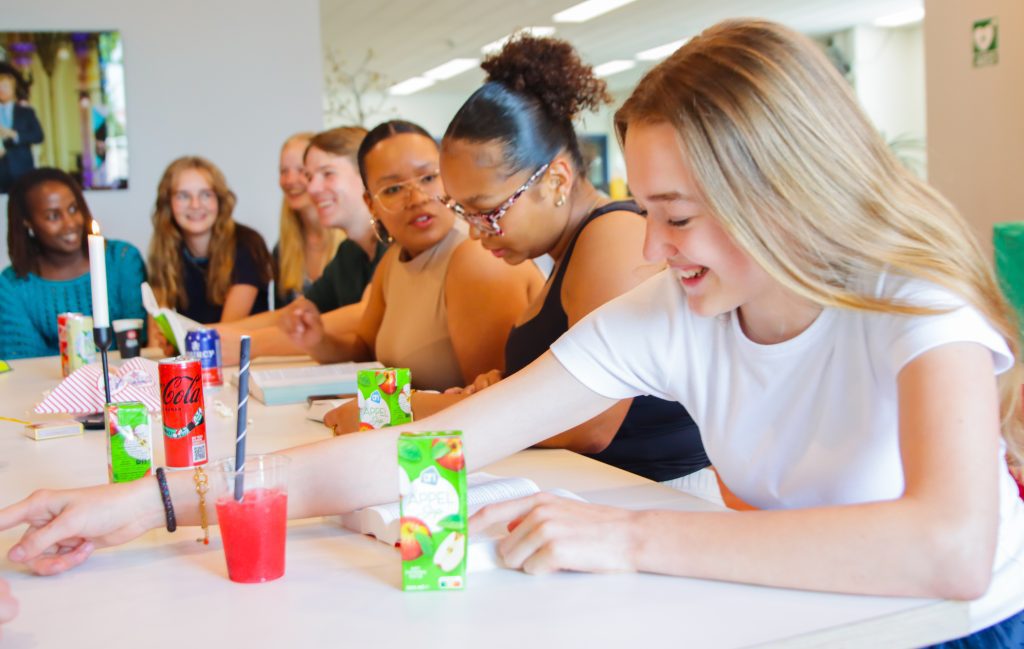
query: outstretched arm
0 352 615 575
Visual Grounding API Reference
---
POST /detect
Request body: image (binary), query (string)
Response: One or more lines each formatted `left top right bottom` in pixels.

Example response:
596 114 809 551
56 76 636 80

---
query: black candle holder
93 326 113 404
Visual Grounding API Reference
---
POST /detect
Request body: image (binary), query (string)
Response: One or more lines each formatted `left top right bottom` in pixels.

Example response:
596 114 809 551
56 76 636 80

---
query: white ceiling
319 0 922 96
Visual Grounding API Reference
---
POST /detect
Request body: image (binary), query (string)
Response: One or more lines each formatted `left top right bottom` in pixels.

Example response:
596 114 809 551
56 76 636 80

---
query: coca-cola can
158 356 208 468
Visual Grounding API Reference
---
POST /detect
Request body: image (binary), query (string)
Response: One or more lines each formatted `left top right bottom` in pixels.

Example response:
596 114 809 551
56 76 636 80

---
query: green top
0 239 147 359
303 238 388 312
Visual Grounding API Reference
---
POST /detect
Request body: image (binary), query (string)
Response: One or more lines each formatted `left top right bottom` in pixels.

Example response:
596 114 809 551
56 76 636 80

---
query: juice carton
58 313 97 376
104 401 153 483
357 368 412 430
397 431 467 591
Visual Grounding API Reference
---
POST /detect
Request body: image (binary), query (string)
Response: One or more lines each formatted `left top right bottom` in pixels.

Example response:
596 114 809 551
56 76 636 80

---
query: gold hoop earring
554 194 566 208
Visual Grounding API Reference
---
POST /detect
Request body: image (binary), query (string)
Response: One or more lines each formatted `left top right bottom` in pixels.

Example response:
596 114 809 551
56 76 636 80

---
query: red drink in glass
216 487 288 583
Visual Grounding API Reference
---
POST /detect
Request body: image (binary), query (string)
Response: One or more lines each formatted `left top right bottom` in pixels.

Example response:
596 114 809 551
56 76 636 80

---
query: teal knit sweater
0 239 147 359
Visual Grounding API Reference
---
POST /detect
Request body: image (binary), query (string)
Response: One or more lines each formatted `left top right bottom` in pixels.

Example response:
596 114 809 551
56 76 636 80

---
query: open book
141 282 201 354
340 472 585 572
229 361 382 406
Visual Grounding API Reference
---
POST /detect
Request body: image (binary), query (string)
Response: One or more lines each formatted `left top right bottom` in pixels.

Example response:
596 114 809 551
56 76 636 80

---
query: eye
420 173 439 185
667 217 692 228
380 184 403 197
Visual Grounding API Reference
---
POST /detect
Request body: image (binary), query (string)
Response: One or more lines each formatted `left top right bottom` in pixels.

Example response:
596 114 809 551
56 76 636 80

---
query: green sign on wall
973 17 999 67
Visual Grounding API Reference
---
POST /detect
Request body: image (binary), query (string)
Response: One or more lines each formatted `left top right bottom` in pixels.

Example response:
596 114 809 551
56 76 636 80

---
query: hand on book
149 324 175 357
444 369 503 396
470 492 641 576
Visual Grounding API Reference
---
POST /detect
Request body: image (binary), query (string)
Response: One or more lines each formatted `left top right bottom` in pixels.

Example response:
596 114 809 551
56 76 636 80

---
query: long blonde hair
615 19 1023 463
276 132 344 298
149 156 239 310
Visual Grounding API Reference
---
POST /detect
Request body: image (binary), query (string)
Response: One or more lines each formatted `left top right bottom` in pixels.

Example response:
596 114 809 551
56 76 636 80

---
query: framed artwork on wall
0 30 129 193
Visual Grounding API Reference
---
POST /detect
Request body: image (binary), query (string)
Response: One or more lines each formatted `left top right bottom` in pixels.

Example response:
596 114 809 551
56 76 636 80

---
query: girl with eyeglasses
0 167 147 359
283 120 543 393
147 156 272 326
347 36 715 498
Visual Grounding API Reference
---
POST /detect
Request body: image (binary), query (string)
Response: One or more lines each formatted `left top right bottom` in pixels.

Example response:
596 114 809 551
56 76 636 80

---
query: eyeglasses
370 170 443 213
172 189 217 204
442 162 550 237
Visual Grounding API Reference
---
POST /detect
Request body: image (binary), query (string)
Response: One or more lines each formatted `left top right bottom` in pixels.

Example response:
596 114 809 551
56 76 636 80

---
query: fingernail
9 545 24 562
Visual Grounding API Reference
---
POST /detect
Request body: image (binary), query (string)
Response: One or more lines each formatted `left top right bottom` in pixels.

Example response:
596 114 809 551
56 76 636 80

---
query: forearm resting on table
630 497 995 599
309 332 371 364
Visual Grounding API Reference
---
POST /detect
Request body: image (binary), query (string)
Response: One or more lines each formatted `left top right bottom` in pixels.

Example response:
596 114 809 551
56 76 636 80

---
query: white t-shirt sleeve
877 276 1014 376
550 271 683 402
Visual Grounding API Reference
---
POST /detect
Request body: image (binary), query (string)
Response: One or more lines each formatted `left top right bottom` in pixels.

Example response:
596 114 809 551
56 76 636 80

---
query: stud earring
554 194 566 208
26 225 35 238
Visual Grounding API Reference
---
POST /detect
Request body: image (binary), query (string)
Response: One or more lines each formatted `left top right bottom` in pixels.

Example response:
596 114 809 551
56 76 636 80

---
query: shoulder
857 272 1014 375
234 224 270 253
105 239 144 262
574 207 646 253
448 236 511 282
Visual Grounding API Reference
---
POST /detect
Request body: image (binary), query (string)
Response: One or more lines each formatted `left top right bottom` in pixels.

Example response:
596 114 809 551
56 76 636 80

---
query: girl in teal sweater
0 168 146 359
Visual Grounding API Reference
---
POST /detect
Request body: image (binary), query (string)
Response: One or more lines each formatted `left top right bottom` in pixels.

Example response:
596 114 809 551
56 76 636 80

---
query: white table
0 356 967 648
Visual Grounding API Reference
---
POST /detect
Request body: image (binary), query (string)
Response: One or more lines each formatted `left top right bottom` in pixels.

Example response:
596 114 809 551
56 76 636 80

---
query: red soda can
159 356 208 468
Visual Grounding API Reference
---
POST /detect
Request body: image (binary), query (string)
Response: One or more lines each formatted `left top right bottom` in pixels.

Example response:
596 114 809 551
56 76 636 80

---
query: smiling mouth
678 267 708 280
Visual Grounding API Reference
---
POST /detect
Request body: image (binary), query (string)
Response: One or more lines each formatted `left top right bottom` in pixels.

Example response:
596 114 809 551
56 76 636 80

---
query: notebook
339 472 585 572
229 361 382 406
140 282 201 354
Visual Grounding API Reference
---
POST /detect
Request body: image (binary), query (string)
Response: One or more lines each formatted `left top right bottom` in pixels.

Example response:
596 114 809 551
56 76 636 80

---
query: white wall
1 0 324 268
851 24 927 175
925 0 1024 258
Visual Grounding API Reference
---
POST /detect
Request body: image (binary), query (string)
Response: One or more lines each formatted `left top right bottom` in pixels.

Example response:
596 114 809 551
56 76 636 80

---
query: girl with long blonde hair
148 156 273 323
273 132 345 307
4 19 1023 645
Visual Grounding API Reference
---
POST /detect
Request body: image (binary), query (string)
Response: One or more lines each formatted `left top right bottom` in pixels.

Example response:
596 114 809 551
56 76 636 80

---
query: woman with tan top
284 119 543 391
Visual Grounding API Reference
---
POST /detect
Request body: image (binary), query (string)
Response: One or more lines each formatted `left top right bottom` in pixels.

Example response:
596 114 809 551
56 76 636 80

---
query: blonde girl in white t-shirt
1 18 1022 645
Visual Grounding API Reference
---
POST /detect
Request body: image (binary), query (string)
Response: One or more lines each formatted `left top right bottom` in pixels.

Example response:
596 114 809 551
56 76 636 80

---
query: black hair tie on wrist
155 467 177 533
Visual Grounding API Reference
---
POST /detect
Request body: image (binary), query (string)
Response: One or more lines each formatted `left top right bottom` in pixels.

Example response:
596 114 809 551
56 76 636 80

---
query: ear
363 191 374 213
545 154 576 199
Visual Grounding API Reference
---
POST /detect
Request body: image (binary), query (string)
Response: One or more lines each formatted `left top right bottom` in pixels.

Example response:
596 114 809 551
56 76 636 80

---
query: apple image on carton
432 438 464 472
434 532 465 572
399 517 432 560
378 370 397 395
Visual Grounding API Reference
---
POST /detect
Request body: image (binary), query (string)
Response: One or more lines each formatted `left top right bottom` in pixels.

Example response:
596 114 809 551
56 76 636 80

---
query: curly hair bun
482 34 611 121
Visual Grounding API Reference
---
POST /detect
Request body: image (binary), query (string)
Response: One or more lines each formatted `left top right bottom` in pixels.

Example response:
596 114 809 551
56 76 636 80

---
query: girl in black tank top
505 200 709 481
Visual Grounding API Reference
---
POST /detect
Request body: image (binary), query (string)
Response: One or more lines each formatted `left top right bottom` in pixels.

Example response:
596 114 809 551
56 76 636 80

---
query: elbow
919 520 996 601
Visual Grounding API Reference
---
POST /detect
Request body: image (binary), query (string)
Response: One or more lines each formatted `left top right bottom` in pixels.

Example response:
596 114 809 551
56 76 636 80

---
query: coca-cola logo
162 375 201 406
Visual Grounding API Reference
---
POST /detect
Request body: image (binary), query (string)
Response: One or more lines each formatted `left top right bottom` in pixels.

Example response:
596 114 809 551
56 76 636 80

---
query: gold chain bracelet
193 466 210 545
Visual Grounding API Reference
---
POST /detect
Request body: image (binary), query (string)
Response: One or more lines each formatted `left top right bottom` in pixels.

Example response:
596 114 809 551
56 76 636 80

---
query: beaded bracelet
193 466 210 545
155 468 177 533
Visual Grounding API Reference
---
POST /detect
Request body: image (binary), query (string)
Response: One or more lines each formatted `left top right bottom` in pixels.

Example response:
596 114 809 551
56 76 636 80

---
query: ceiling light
874 6 924 28
423 58 480 81
553 0 638 23
388 77 436 96
593 59 636 77
481 26 557 55
635 39 690 61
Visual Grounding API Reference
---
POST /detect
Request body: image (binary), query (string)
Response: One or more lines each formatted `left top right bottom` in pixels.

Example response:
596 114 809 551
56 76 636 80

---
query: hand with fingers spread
471 492 642 575
0 482 161 576
0 578 17 636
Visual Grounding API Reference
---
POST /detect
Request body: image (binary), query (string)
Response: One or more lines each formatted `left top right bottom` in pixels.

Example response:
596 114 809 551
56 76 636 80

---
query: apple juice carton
357 368 412 431
397 430 467 591
104 401 153 483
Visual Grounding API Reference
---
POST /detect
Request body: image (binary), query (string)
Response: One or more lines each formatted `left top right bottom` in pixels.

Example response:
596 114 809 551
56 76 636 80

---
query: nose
642 217 675 263
306 174 323 195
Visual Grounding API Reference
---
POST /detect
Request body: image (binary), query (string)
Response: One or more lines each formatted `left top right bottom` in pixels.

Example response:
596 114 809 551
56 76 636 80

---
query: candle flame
91 220 101 235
